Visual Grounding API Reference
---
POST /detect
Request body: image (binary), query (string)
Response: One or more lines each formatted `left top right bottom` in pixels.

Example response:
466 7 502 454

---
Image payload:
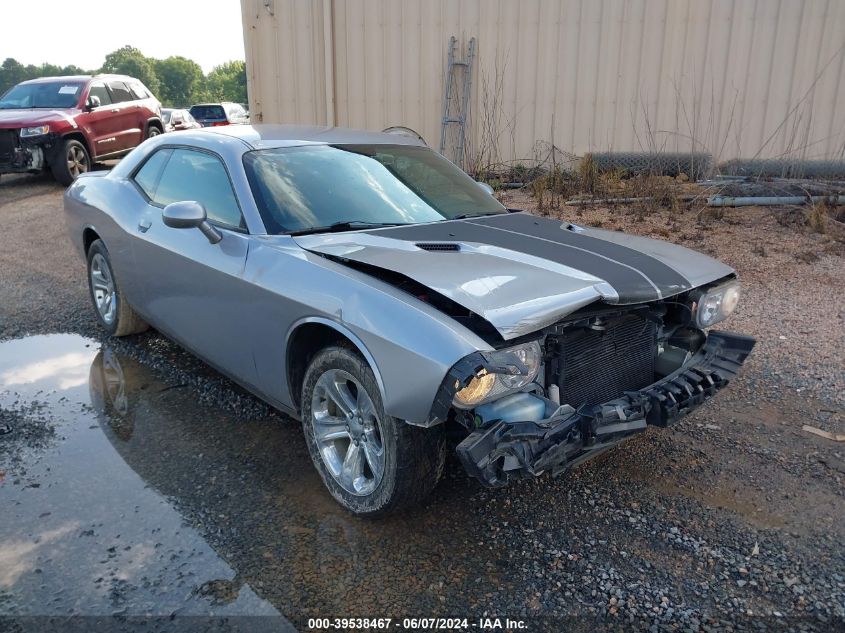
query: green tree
0 59 93 95
0 58 27 94
1 49 250 108
59 64 87 75
203 60 247 104
101 45 160 94
155 56 204 107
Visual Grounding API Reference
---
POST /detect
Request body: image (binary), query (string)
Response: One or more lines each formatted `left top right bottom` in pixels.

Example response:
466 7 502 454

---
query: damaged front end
434 287 755 487
0 128 50 174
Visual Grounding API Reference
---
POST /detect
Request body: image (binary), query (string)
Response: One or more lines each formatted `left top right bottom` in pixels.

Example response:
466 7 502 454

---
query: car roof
19 74 141 85
200 124 428 149
110 124 431 181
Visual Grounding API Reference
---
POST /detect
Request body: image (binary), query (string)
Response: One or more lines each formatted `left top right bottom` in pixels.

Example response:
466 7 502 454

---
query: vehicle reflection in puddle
0 334 509 625
0 335 291 627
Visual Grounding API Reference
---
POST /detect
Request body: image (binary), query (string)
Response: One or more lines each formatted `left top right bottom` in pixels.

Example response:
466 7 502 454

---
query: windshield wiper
286 220 408 236
449 211 506 221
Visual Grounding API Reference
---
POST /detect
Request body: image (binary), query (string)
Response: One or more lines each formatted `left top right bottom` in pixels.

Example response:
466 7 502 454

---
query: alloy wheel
67 145 89 178
90 253 116 325
310 369 385 496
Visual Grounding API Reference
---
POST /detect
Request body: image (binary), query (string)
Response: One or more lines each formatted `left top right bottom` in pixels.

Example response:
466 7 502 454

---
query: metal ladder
439 36 476 168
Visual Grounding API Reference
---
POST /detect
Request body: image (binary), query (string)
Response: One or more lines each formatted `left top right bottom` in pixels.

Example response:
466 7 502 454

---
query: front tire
86 240 149 336
301 346 446 515
51 139 90 186
146 125 161 139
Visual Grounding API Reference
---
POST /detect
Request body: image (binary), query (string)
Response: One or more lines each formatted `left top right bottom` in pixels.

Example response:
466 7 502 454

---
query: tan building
240 0 845 169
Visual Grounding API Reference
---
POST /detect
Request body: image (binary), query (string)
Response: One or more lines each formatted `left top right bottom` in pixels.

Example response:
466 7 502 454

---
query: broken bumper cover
0 145 46 173
0 130 56 174
456 330 755 487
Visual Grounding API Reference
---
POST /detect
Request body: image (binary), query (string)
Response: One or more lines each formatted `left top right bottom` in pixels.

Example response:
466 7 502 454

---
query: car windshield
162 111 173 123
243 144 506 234
189 105 225 119
0 81 85 109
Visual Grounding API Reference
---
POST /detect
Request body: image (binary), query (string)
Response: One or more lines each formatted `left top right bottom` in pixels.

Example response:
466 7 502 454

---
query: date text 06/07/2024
306 617 528 630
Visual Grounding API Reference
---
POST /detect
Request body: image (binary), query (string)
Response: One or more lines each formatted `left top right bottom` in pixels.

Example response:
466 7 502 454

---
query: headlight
693 280 741 328
20 125 50 138
453 341 542 408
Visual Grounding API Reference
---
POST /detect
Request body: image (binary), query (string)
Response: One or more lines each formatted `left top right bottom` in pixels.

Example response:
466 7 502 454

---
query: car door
106 80 143 151
129 146 257 385
75 81 122 159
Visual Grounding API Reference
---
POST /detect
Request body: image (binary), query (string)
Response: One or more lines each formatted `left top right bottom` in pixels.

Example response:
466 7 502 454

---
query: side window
128 82 149 100
108 81 134 103
154 149 244 228
87 82 112 106
133 149 173 199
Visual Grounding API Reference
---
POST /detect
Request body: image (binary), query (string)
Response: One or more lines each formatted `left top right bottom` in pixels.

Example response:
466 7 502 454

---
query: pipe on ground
707 195 845 207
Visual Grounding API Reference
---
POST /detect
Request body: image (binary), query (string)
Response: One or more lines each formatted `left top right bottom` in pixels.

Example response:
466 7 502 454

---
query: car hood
0 108 78 128
294 212 734 340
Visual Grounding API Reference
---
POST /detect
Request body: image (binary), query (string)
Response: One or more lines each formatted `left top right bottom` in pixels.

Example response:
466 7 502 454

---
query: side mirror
162 201 222 244
476 181 495 195
86 95 101 110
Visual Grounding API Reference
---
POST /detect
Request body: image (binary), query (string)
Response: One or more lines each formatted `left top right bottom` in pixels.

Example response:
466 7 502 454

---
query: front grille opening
415 242 461 252
549 313 657 408
0 130 16 163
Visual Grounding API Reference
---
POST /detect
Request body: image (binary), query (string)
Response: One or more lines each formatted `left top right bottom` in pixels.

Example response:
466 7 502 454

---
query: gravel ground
0 176 843 632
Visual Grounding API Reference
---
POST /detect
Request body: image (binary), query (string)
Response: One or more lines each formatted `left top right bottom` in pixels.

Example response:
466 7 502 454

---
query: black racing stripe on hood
469 213 693 294
364 217 671 303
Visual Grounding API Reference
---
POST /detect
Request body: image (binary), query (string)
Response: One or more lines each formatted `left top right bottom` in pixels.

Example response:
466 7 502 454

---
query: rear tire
301 346 445 515
86 240 149 337
51 139 90 186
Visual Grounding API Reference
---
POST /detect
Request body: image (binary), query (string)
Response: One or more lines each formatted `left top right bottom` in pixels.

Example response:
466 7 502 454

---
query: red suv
0 74 163 185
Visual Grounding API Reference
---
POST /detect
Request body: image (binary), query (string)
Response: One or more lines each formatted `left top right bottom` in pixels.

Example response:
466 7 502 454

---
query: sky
0 0 246 73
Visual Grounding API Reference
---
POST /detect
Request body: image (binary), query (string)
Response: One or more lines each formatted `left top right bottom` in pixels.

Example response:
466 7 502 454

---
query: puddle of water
0 334 293 629
0 334 526 626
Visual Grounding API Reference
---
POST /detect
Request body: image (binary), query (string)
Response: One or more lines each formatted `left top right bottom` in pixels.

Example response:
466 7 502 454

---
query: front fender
284 315 389 412
247 236 493 424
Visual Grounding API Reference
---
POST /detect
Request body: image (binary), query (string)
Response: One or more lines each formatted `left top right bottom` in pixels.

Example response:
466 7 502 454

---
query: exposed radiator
550 314 657 408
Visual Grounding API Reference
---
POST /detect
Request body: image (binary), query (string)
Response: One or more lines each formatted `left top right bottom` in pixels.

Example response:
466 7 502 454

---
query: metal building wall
241 0 845 164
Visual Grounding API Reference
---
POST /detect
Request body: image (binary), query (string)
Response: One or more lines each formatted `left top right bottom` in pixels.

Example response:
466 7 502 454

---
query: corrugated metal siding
241 0 845 164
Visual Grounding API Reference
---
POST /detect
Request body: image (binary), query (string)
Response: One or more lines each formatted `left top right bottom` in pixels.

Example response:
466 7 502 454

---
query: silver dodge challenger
64 125 755 515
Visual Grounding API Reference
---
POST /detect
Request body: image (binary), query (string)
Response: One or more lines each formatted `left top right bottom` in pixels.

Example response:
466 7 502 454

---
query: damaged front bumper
0 130 52 174
456 330 755 487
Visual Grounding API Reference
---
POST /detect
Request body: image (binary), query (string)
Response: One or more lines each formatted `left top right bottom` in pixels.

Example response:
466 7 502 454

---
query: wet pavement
0 335 293 632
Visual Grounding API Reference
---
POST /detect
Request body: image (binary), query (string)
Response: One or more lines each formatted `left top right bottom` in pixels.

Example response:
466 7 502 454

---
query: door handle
138 219 152 233
110 108 120 113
